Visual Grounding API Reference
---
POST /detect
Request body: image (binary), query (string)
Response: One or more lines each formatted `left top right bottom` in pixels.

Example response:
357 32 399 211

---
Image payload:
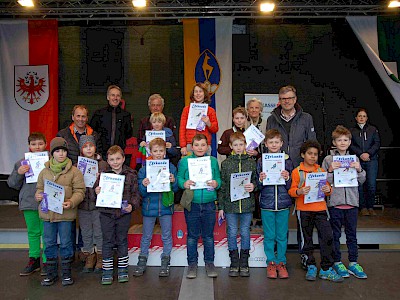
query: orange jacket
288 162 331 212
179 105 219 147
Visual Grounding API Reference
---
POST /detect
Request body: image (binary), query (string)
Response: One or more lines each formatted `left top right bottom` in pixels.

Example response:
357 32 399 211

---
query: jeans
43 221 73 259
184 202 216 265
23 210 46 262
359 159 378 209
140 215 173 257
78 209 102 253
225 212 252 251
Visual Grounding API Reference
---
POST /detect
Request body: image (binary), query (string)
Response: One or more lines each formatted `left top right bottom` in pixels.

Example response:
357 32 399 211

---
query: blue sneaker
319 267 344 282
348 263 368 279
333 262 350 278
305 265 317 281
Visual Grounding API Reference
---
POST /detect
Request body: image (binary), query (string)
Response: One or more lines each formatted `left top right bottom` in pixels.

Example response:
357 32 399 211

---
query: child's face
192 139 208 157
265 137 283 153
150 144 166 160
233 113 247 128
333 135 351 153
29 139 47 153
193 86 205 103
82 143 96 158
230 139 246 155
107 152 125 173
301 147 319 166
53 149 68 163
151 120 164 131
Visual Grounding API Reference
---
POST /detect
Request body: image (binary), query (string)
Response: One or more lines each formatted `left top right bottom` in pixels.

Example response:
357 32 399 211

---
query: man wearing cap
57 105 101 165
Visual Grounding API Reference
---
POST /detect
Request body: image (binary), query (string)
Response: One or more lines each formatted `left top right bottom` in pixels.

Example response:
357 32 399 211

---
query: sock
349 262 357 267
118 256 129 269
102 258 113 271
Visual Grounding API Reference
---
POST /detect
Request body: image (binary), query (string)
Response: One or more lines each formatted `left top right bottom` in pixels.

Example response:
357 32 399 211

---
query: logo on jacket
195 49 221 96
14 65 49 111
177 230 184 239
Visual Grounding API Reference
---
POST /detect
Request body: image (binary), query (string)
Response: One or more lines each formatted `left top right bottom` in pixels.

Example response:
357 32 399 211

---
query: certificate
146 159 171 192
188 156 212 190
96 173 125 208
230 172 252 202
243 124 265 151
262 153 285 185
24 151 49 183
304 172 327 204
44 179 65 214
145 130 166 157
186 103 208 130
333 155 358 187
77 156 98 188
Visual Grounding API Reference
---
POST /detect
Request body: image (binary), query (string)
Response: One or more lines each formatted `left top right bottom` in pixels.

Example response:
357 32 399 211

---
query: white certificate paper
96 173 125 208
77 156 98 188
188 156 212 190
146 159 171 192
243 124 265 151
145 130 166 157
44 179 65 214
262 153 285 185
304 172 327 204
24 152 49 183
230 172 252 202
186 103 208 129
333 155 358 187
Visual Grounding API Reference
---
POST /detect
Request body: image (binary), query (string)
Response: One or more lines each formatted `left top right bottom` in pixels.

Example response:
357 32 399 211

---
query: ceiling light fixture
18 0 34 7
132 0 146 8
388 1 400 7
260 2 275 13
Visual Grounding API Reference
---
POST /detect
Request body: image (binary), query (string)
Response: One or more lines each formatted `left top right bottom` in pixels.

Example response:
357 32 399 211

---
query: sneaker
102 271 113 285
118 268 129 283
40 263 47 276
186 265 197 279
368 208 377 216
266 262 277 279
205 263 218 278
348 263 368 279
20 257 40 276
276 262 289 279
333 262 350 278
61 277 74 286
319 267 344 282
360 208 370 216
305 265 317 281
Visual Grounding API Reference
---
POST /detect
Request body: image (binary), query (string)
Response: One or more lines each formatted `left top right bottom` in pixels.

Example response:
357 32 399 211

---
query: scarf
50 157 70 174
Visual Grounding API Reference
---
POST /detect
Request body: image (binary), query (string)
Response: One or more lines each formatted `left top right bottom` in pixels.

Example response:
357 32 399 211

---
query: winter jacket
177 153 221 204
90 104 133 158
57 123 101 165
349 123 380 161
217 126 246 157
77 154 109 211
179 105 219 147
138 161 179 217
97 165 140 218
267 103 316 167
322 150 366 208
138 114 176 144
36 159 85 222
164 127 179 159
256 153 294 211
218 153 257 213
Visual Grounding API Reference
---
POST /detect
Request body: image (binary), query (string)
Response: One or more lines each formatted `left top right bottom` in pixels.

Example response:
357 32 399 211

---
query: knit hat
79 135 96 153
50 137 68 156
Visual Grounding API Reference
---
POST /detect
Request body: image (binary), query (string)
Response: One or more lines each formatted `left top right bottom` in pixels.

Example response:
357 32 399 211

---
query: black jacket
349 123 380 160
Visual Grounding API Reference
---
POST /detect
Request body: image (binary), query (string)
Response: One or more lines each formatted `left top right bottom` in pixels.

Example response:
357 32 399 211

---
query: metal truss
0 0 396 21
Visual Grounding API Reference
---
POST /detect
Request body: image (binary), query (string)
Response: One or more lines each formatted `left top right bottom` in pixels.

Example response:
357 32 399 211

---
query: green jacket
177 154 221 204
218 153 257 213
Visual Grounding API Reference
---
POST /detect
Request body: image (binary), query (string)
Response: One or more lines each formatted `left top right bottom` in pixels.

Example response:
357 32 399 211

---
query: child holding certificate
322 125 367 279
217 132 257 277
95 145 140 285
35 137 85 286
179 83 219 156
77 135 109 273
7 132 48 276
288 140 343 283
134 138 179 277
177 134 221 279
256 129 293 279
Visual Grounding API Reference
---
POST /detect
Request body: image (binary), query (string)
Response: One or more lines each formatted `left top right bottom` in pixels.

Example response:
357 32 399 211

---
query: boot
61 257 74 286
159 255 171 277
94 252 102 273
239 249 250 277
41 258 58 286
82 252 96 273
228 250 239 277
132 255 147 277
101 257 114 285
20 257 40 276
117 256 129 283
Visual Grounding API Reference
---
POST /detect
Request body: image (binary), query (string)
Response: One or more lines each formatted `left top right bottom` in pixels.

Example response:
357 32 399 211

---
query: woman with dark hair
349 108 380 216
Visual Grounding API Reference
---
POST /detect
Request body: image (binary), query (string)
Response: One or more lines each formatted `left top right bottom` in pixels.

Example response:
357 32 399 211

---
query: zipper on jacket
275 185 278 211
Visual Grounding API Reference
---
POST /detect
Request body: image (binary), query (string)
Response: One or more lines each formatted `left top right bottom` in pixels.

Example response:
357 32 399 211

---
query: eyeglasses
279 96 296 101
